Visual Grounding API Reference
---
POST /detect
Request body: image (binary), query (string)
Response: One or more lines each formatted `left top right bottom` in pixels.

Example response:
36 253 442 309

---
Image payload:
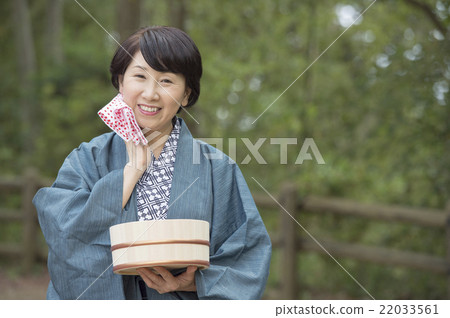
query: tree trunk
304 0 317 104
12 0 38 166
168 0 187 31
117 0 142 42
166 1 200 135
45 0 64 66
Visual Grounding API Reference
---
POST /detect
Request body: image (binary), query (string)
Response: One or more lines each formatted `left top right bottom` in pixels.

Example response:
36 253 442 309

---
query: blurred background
0 0 449 299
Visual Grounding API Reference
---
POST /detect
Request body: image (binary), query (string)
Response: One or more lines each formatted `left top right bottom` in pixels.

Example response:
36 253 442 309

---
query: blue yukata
33 118 272 300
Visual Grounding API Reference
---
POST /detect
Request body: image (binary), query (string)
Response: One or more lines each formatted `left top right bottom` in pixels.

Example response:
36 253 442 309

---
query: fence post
446 201 450 300
279 182 298 299
22 167 38 271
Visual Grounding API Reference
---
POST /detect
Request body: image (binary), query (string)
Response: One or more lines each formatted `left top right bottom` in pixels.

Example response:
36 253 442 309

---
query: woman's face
119 51 190 135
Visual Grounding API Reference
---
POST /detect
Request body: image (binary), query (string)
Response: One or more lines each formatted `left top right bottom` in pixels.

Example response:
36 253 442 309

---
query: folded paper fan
110 219 210 275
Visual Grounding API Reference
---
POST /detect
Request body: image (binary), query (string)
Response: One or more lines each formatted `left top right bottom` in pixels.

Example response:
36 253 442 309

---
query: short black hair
110 26 202 108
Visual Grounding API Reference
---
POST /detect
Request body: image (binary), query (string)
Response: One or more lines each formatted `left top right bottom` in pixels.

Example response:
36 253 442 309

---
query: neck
143 124 173 159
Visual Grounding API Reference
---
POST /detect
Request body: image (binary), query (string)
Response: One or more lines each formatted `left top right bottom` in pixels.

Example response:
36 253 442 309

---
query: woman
33 26 271 300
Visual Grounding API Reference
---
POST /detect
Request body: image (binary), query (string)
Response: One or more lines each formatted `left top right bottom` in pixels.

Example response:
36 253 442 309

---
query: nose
142 80 159 101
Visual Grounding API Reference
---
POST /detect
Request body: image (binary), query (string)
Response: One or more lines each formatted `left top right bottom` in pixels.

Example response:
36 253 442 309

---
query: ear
118 75 124 94
181 88 192 107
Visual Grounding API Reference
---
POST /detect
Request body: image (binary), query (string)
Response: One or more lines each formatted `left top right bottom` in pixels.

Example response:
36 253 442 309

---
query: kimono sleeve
33 138 126 299
195 161 272 299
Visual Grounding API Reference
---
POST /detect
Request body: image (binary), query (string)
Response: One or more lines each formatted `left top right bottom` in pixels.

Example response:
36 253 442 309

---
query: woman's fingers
153 267 180 292
136 266 197 294
153 266 173 281
176 266 197 292
137 268 167 293
186 266 197 274
137 267 178 294
125 141 152 171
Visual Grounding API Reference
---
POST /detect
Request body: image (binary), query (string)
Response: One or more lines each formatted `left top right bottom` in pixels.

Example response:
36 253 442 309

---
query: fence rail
1 171 449 299
0 168 52 271
254 183 450 299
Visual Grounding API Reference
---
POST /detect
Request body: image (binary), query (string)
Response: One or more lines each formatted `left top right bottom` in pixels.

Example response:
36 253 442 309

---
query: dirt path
0 266 49 300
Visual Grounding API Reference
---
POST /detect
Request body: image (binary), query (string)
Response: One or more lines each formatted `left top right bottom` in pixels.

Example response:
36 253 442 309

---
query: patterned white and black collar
136 118 181 221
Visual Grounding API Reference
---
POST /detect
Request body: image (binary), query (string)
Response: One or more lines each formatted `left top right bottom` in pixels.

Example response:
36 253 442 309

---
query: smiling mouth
139 104 161 112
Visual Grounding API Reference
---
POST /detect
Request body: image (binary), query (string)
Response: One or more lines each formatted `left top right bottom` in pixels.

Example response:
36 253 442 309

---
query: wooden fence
254 183 450 299
1 171 449 299
0 168 51 271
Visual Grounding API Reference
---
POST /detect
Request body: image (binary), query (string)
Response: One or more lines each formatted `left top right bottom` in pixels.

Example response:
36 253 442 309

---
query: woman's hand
125 140 153 172
122 141 152 209
137 266 197 294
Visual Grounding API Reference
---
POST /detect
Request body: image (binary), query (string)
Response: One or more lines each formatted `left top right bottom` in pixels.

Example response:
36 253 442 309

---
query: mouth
138 104 161 115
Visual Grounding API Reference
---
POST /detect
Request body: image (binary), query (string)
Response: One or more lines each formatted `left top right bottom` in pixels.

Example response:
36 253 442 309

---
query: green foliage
1 0 449 299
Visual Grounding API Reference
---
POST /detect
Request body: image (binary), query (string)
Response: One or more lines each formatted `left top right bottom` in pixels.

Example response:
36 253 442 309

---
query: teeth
140 105 160 112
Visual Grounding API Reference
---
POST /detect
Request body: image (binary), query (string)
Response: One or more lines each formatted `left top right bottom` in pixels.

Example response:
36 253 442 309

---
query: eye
134 74 146 79
160 78 173 84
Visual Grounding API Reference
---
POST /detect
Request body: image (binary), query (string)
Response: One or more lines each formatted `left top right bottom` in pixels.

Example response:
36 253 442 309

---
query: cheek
119 81 131 97
120 81 137 100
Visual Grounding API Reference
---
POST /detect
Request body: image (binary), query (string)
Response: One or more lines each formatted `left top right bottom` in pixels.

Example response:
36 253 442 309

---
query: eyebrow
132 65 148 71
132 65 172 75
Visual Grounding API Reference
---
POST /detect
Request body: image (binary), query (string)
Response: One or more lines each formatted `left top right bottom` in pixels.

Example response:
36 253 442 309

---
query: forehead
126 50 186 82
128 51 150 69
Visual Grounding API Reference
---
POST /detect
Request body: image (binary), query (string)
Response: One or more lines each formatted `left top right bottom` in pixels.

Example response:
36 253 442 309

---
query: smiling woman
32 26 272 300
119 51 189 137
110 26 202 109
